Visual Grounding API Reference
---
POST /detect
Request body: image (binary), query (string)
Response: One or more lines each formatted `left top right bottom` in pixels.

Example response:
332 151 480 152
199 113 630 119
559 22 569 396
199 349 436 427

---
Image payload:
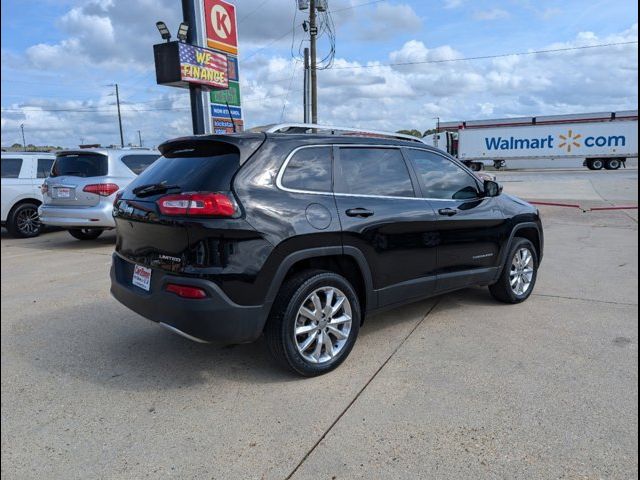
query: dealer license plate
132 265 152 291
55 187 72 198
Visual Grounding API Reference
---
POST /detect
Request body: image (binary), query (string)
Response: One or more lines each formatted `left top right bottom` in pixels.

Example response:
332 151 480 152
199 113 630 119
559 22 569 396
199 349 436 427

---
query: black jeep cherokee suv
111 126 543 376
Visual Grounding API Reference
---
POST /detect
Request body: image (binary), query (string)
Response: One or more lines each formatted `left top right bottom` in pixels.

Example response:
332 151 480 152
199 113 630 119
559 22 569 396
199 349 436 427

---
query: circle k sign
204 0 238 55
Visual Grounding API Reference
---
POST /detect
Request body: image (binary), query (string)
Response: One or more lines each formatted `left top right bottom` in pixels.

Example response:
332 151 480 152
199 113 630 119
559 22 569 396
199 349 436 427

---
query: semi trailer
424 110 638 171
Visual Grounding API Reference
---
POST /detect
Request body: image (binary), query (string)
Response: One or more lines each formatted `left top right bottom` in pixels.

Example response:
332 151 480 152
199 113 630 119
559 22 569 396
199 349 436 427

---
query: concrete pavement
1 168 637 479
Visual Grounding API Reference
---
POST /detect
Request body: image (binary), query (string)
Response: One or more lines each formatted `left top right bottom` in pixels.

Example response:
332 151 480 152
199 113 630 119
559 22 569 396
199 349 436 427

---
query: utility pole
20 124 26 149
303 47 310 123
138 130 143 147
309 0 318 124
114 84 124 148
433 116 440 148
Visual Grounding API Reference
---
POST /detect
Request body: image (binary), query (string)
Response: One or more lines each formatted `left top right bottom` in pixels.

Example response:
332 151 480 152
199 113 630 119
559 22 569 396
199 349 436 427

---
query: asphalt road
1 168 638 479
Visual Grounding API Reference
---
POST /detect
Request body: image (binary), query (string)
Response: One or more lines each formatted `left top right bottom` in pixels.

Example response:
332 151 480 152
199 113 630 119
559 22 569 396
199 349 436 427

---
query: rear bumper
39 202 115 228
109 253 269 344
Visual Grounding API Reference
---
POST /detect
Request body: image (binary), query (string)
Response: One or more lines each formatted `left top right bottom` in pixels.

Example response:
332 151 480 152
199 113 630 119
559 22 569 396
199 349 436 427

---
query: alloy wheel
16 207 41 236
294 287 352 364
510 247 534 296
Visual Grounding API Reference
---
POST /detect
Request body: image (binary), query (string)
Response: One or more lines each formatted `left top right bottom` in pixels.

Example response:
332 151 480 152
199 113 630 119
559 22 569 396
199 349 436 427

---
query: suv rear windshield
121 154 160 175
126 143 240 195
51 153 108 178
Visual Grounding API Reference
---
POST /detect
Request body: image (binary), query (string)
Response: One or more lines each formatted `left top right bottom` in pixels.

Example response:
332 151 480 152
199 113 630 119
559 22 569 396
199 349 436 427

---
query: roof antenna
225 100 237 133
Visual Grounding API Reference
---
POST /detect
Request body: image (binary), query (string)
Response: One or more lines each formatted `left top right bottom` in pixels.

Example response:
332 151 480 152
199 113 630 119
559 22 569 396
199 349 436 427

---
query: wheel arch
8 197 42 218
264 246 374 323
496 222 543 278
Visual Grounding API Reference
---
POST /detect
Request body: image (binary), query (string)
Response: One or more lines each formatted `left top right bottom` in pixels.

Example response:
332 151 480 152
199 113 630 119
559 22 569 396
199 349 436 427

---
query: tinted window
37 158 55 178
282 147 332 192
121 154 160 175
336 148 414 197
126 142 240 195
51 153 108 178
406 149 480 200
1 158 23 178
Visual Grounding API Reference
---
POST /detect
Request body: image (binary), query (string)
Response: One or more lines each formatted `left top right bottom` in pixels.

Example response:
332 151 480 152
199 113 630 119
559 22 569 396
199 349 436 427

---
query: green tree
396 129 423 138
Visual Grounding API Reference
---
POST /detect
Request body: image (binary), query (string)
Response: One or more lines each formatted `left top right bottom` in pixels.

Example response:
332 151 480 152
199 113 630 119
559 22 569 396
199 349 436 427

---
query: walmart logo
558 130 582 153
484 131 627 152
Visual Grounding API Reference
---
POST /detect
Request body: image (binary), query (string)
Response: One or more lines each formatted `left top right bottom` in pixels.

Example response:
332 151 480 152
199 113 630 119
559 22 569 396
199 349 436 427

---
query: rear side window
126 142 240 194
1 158 23 178
121 154 160 175
406 149 480 200
336 148 414 197
51 153 108 178
281 147 332 192
37 158 55 178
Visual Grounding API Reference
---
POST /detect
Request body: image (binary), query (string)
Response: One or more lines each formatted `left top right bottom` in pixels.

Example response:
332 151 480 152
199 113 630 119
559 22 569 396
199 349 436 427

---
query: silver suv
39 148 159 240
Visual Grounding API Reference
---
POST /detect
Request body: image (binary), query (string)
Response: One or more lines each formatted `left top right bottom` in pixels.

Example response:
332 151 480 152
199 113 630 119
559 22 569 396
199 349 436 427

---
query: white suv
1 152 55 237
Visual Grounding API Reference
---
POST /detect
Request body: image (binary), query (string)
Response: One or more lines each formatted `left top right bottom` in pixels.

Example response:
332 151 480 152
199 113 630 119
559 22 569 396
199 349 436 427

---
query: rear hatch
46 152 109 206
114 137 263 275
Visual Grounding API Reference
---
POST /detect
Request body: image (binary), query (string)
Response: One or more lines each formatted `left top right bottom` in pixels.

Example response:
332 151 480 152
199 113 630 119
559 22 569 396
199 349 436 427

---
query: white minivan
1 152 55 237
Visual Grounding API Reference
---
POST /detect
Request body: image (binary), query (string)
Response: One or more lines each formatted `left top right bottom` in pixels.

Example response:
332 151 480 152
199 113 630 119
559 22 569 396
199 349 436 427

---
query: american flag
179 43 227 71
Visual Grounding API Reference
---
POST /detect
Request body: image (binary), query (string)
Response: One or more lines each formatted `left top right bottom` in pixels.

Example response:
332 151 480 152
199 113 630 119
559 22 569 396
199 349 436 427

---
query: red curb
528 201 582 209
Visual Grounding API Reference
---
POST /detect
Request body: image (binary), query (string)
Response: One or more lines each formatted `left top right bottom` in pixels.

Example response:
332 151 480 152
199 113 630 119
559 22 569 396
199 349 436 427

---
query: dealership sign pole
153 1 242 135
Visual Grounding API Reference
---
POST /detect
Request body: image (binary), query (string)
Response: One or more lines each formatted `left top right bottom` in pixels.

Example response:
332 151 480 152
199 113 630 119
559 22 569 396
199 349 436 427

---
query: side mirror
483 180 502 197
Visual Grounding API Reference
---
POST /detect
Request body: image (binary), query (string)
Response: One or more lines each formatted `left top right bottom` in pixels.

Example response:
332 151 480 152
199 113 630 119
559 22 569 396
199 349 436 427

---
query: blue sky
1 0 638 147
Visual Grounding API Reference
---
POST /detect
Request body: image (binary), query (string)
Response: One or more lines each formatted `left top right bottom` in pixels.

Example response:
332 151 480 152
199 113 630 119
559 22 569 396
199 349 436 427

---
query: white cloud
356 3 422 40
444 0 464 9
1 0 637 147
473 8 510 21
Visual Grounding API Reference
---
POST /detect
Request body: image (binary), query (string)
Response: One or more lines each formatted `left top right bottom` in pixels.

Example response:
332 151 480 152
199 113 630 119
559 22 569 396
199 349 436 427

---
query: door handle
346 208 374 218
438 208 458 217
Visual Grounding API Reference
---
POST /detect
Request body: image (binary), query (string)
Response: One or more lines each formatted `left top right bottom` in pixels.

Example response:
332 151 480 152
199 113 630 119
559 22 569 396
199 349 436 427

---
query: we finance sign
179 43 228 89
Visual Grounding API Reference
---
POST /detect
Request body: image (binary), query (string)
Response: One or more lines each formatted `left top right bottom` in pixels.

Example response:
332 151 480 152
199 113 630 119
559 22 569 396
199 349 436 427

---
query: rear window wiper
133 183 181 197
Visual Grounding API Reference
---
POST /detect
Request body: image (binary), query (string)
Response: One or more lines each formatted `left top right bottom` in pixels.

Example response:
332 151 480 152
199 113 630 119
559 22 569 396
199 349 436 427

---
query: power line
330 0 386 13
280 60 301 122
242 0 381 63
327 41 639 70
237 0 274 25
1 91 301 114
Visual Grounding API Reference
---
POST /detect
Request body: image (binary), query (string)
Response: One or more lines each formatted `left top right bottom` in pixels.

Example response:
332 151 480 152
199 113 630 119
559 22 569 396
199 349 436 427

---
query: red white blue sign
179 42 228 89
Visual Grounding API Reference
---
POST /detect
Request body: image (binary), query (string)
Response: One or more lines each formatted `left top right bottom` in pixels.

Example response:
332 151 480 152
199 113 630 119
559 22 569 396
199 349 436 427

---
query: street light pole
115 84 124 148
20 124 26 150
138 130 143 147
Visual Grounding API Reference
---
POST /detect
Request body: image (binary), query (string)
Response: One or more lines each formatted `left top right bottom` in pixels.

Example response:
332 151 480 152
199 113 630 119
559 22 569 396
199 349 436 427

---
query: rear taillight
165 283 208 299
156 192 236 217
83 183 120 196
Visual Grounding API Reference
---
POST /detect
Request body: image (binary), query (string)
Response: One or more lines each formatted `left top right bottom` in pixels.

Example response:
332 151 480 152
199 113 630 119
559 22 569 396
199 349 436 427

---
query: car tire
588 159 604 170
7 202 43 238
265 269 361 376
489 237 538 304
68 228 104 240
604 159 622 170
